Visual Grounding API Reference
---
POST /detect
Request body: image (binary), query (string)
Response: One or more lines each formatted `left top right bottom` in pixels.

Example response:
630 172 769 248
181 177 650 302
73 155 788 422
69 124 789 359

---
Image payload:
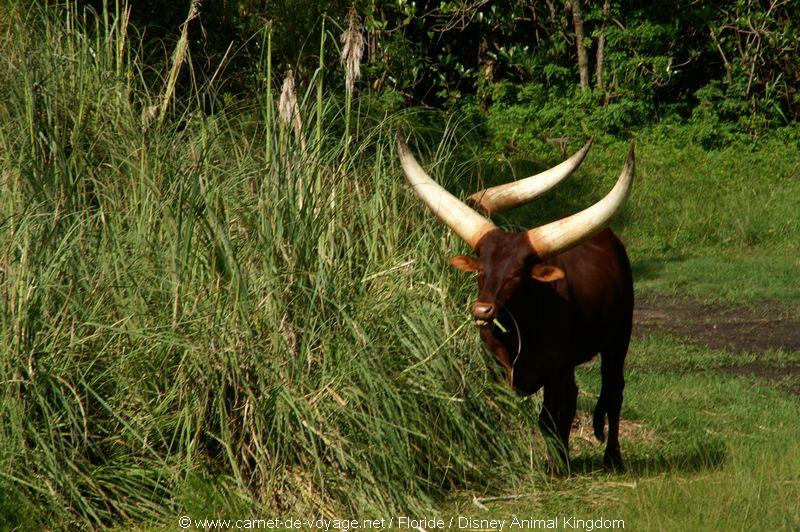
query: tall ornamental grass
0 2 543 526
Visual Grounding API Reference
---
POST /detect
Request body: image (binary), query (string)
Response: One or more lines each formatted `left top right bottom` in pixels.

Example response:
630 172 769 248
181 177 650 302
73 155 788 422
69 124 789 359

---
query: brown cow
397 129 634 470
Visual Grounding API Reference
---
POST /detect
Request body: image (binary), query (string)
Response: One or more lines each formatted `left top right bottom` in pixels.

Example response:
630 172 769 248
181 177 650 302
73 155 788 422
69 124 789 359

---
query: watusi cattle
396 128 635 470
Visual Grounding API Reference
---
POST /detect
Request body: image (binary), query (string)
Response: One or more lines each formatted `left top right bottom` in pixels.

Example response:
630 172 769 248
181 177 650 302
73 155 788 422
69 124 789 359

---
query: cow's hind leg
592 394 606 442
599 347 626 470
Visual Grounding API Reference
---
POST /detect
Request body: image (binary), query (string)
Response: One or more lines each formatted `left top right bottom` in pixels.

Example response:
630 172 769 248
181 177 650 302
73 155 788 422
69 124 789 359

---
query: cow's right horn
526 143 635 259
397 127 496 250
467 138 593 215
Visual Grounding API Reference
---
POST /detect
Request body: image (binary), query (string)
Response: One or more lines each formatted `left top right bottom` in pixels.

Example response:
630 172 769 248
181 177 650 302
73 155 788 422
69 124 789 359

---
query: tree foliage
79 0 800 139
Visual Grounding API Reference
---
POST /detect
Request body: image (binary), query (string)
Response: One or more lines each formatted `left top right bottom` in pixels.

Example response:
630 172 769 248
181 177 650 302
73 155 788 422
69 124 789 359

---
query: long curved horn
526 143 635 259
467 138 593 215
397 128 496 250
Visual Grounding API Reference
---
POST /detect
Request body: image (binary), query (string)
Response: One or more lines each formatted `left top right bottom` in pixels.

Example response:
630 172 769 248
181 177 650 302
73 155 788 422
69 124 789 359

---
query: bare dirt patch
634 297 800 354
633 296 800 394
570 411 660 453
716 363 800 395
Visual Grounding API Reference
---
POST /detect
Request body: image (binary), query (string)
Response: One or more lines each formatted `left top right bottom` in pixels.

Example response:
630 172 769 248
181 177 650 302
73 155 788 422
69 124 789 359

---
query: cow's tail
592 395 606 442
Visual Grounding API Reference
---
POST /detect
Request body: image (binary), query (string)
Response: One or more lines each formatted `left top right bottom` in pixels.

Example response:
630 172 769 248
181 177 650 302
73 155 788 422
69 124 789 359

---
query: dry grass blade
158 0 201 121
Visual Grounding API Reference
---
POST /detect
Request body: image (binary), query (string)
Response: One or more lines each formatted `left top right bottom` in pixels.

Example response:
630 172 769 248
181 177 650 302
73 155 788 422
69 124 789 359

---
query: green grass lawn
633 251 800 315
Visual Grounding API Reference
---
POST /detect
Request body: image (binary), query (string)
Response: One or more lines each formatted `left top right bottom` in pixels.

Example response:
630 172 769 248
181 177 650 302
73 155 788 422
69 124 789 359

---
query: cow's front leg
539 372 577 473
556 371 578 465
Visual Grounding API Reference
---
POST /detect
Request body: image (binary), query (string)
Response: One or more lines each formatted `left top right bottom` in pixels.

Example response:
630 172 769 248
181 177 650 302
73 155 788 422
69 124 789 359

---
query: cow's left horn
467 138 593 215
397 127 497 250
526 143 635 259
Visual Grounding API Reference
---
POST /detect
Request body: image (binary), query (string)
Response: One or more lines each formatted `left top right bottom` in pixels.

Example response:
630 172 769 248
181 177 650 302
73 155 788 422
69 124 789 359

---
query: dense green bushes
70 0 800 147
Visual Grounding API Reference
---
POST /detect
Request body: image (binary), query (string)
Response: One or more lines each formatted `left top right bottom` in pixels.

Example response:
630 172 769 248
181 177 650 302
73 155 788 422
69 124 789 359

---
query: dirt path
633 297 800 394
634 297 800 354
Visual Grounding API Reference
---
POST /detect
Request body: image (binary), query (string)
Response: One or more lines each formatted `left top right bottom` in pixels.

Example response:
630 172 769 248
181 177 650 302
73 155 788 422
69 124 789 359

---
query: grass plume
340 6 365 95
158 0 201 122
340 6 364 163
278 68 305 150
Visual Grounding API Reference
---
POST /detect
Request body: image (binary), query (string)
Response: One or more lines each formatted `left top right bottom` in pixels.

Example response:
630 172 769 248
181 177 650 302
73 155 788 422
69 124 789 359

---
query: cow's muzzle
471 301 495 327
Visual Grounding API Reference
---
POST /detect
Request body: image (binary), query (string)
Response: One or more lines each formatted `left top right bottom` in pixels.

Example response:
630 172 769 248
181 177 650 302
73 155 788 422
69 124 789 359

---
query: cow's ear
531 264 565 282
449 255 481 272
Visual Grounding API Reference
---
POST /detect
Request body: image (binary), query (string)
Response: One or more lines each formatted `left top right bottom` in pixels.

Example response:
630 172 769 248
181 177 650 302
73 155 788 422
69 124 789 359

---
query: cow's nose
471 302 496 321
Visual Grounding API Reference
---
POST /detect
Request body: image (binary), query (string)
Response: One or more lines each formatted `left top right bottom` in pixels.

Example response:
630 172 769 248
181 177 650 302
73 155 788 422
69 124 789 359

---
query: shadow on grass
569 436 728 477
630 256 687 282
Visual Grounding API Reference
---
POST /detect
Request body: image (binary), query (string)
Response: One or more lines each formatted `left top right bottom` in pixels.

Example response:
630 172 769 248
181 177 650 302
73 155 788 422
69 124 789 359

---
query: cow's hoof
593 425 606 442
603 450 624 471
